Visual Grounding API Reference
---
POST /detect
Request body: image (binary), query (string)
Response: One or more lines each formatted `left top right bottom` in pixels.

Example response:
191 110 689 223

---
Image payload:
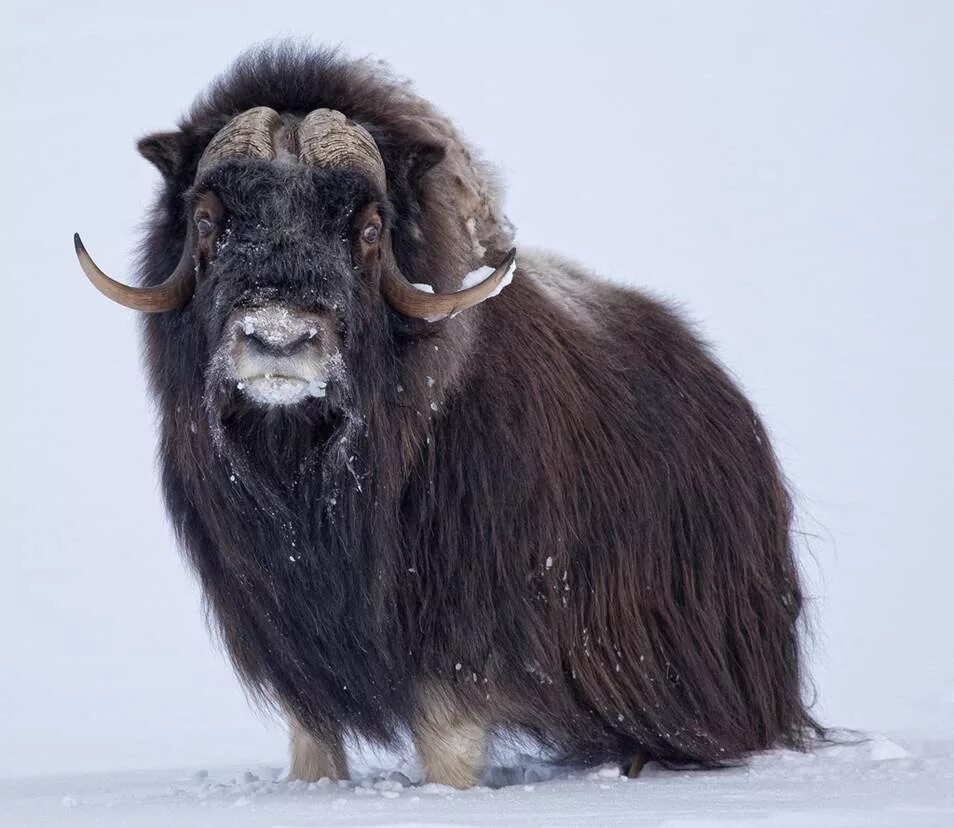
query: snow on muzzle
221 305 342 406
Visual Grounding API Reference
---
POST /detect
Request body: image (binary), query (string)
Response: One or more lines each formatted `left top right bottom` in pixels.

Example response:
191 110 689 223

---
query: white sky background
2 0 952 779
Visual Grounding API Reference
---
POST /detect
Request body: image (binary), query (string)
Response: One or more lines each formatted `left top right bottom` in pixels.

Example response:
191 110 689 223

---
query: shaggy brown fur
124 43 820 782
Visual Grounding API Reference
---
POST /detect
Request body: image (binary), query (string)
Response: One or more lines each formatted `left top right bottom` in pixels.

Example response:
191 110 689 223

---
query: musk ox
75 45 819 787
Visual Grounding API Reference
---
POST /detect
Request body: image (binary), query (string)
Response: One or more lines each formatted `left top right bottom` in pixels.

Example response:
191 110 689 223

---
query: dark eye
362 222 380 245
195 213 214 237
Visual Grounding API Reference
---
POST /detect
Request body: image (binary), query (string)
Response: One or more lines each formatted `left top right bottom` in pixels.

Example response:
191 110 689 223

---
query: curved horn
380 248 517 322
196 106 282 176
73 229 196 313
75 107 281 312
299 108 517 321
298 108 387 191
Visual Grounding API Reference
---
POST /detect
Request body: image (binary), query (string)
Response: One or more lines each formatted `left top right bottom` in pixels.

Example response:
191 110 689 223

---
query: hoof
625 752 649 778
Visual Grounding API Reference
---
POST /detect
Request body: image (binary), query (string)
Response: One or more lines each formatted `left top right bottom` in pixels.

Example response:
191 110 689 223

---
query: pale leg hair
287 717 349 781
412 686 487 789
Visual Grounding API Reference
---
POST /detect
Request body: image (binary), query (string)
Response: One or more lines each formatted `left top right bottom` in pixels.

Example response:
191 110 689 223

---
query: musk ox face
74 107 516 362
74 107 516 423
190 162 378 415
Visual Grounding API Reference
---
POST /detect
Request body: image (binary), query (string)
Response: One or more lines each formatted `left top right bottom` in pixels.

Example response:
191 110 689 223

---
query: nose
234 306 330 359
245 329 315 358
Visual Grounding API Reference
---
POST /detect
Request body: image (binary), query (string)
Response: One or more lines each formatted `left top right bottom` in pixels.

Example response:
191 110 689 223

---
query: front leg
288 717 349 781
412 685 488 789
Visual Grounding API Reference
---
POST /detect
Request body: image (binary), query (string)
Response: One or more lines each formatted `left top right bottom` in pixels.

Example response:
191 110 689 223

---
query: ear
137 130 190 180
405 141 446 188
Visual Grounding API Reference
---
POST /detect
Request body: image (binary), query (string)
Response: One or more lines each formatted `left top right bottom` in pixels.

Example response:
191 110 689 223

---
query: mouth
236 372 329 406
216 304 342 408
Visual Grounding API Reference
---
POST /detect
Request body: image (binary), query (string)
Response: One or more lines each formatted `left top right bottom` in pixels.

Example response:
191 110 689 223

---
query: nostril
245 330 316 358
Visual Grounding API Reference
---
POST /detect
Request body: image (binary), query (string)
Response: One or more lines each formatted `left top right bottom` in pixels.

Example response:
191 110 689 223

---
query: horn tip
73 232 89 261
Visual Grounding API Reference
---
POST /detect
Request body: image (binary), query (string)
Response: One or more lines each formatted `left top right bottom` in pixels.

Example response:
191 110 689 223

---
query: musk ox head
75 106 515 428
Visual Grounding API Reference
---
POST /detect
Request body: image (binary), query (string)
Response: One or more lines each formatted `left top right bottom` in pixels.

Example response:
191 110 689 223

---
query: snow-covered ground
3 734 951 827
